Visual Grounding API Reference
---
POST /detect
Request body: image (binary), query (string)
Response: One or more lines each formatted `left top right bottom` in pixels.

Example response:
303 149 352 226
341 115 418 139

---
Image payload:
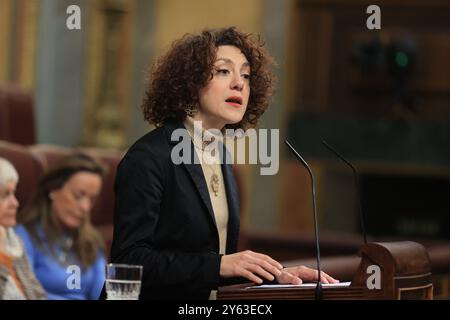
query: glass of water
105 263 143 300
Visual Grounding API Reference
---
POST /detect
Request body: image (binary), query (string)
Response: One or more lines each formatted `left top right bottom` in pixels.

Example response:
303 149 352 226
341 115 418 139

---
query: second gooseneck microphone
321 140 368 245
285 140 323 300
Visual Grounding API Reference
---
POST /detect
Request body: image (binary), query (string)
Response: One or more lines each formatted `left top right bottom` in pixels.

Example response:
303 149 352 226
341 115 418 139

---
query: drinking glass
105 263 143 300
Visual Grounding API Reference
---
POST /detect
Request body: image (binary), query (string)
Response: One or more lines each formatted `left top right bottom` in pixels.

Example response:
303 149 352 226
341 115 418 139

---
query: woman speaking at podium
107 27 337 300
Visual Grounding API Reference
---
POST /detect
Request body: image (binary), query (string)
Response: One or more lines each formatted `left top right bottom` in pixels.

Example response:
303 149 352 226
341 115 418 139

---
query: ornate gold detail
0 0 39 88
83 0 135 149
0 0 12 83
20 0 39 89
210 172 219 197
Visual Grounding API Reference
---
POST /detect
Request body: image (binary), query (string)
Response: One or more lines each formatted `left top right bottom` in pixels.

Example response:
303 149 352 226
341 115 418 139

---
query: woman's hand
276 265 339 285
220 250 284 284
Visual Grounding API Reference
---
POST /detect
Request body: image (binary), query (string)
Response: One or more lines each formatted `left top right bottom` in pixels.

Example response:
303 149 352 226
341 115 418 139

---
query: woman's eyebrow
215 58 233 65
216 58 250 69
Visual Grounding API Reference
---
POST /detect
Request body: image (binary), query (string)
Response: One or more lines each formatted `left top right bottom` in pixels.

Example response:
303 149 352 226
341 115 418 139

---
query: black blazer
106 120 240 300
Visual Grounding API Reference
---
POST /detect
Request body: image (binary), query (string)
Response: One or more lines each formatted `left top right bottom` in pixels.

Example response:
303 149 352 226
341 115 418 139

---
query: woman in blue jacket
16 154 106 300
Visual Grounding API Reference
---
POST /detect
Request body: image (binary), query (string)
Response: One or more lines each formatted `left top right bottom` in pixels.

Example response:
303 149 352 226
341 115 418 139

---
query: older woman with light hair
0 157 45 300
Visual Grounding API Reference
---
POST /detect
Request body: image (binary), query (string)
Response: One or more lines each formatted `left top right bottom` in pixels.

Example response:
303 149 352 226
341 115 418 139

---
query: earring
184 104 197 117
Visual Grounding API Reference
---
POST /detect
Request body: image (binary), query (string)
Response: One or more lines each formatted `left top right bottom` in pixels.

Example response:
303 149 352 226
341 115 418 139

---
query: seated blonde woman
0 157 46 299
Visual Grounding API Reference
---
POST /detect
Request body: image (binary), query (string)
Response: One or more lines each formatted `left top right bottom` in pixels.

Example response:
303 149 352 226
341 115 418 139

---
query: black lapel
184 145 217 227
163 120 241 252
219 143 240 254
164 120 217 227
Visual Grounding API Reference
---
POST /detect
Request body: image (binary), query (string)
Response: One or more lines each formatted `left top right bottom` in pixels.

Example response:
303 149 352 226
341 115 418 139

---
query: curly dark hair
141 27 275 129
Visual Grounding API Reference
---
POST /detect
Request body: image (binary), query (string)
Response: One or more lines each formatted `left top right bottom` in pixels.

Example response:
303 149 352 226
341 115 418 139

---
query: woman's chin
223 114 245 126
2 218 17 228
64 219 82 230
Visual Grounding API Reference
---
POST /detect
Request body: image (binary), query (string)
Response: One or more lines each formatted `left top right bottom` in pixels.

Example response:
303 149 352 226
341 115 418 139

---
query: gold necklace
185 121 221 197
57 236 74 265
200 148 220 197
209 166 220 197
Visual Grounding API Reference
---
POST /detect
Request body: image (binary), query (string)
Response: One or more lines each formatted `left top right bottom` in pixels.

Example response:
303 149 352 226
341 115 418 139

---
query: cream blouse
183 116 229 256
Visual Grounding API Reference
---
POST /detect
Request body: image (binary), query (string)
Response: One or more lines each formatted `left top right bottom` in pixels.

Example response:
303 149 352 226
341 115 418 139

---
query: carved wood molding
83 0 135 149
0 0 39 89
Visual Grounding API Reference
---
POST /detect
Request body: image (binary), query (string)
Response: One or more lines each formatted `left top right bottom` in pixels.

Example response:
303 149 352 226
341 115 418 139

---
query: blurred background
1 0 450 298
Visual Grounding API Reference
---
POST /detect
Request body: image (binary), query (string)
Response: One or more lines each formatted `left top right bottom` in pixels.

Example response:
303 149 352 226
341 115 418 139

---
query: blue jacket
15 224 106 300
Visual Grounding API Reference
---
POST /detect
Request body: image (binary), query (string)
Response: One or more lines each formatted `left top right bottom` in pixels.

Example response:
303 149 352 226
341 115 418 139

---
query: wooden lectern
217 241 433 300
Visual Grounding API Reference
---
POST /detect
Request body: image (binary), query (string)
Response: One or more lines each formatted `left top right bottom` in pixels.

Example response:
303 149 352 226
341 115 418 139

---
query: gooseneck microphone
321 140 367 245
285 140 322 300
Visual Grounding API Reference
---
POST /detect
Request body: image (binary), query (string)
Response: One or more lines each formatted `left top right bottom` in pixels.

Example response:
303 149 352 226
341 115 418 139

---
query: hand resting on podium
276 265 339 285
219 250 338 285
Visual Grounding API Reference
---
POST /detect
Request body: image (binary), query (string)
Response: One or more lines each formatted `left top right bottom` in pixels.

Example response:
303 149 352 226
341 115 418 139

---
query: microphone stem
322 140 368 245
354 174 367 244
311 175 323 300
285 140 323 300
